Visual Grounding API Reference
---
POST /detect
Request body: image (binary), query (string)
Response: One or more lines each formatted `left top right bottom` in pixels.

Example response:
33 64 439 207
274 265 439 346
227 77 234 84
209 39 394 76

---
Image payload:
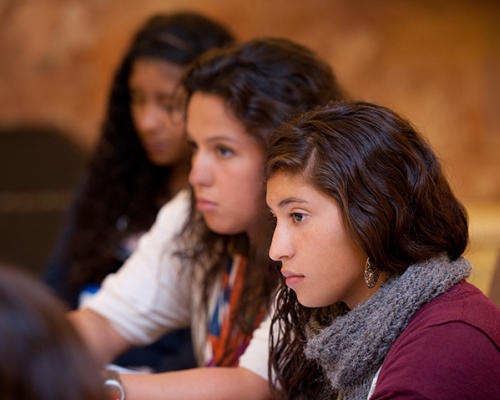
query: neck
347 271 391 310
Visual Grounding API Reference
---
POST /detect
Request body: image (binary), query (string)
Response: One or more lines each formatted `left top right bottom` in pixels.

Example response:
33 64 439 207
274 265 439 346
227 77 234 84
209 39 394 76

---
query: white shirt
83 189 270 380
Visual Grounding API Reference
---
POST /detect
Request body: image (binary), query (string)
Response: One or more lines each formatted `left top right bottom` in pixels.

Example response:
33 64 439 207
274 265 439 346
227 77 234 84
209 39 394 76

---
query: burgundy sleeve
370 321 500 399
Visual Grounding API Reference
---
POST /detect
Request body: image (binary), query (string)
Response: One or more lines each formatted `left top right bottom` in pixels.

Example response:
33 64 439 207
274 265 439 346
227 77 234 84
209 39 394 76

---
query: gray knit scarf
304 254 472 400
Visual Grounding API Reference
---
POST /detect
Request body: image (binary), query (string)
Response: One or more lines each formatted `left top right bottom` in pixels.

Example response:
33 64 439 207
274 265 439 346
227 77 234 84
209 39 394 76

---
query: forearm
121 367 273 400
68 308 131 366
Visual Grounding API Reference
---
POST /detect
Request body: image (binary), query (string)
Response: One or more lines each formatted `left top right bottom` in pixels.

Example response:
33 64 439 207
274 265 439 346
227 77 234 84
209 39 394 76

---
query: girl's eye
129 89 145 104
187 139 198 152
291 213 305 223
217 146 233 158
159 100 182 113
159 101 173 112
130 93 144 106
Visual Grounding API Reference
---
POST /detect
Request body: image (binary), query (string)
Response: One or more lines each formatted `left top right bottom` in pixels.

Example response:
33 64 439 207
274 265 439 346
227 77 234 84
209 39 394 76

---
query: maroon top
371 281 500 399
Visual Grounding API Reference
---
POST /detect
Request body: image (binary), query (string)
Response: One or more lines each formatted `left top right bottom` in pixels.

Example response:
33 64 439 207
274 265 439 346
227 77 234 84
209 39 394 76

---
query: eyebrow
185 133 240 144
157 92 180 101
277 197 309 208
206 136 239 143
129 88 179 102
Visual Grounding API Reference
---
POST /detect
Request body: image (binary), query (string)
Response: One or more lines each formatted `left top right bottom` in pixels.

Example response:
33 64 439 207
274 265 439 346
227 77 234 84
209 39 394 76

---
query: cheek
229 158 263 191
226 177 265 227
307 227 355 275
233 177 264 209
170 126 188 145
244 170 265 201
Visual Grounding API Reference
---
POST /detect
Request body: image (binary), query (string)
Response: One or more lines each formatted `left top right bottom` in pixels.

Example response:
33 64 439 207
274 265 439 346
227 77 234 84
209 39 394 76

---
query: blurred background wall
0 0 499 294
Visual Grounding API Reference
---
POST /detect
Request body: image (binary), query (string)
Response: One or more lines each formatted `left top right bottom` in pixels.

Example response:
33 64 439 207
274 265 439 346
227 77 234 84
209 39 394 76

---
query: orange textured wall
0 0 499 204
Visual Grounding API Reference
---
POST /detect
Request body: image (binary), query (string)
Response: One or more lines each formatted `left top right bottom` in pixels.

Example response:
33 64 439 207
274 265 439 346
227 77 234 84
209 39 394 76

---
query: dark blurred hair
178 37 346 364
127 13 235 66
62 12 235 295
0 265 106 400
265 101 469 398
184 37 346 146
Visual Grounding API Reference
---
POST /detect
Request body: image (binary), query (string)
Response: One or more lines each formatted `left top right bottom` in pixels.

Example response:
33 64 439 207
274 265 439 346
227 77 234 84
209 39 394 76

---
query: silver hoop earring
364 258 380 289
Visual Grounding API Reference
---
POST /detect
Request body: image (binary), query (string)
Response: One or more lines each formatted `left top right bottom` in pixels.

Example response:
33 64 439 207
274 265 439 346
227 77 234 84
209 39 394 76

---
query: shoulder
371 282 500 399
158 189 191 220
410 281 500 339
155 190 191 233
397 281 500 358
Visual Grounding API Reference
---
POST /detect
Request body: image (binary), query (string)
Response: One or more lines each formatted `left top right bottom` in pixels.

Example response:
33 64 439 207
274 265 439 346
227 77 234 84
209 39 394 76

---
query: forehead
129 58 186 89
267 171 343 221
267 172 310 202
186 92 252 143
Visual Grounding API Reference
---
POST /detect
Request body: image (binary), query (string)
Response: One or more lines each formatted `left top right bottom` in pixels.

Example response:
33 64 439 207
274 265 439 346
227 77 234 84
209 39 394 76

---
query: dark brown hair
265 101 469 398
177 37 346 364
0 265 107 400
46 12 235 307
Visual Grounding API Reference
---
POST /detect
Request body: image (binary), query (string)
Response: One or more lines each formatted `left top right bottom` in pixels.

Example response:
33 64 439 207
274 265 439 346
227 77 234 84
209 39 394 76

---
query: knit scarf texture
304 254 472 400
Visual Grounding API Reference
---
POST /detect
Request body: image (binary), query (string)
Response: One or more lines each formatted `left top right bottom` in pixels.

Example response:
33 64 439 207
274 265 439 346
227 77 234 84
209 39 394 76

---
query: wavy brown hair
265 101 469 398
47 12 234 306
177 38 346 364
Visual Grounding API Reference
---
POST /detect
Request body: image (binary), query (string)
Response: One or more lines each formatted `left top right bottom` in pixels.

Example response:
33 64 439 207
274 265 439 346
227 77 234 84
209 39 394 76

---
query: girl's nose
136 104 162 133
269 224 292 262
188 152 213 187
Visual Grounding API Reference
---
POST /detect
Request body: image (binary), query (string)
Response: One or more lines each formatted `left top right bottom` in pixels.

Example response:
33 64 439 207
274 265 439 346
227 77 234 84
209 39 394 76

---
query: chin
148 156 172 166
204 219 243 236
296 295 328 309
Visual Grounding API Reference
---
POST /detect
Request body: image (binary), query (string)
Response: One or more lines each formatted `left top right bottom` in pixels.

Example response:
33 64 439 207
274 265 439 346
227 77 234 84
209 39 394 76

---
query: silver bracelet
103 370 125 400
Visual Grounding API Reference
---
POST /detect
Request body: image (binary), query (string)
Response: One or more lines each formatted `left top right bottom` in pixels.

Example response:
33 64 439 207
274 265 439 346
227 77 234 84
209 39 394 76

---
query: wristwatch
103 370 125 400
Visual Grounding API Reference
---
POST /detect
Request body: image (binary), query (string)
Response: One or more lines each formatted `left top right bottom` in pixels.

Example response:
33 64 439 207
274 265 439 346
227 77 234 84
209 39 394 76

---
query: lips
144 140 168 153
195 196 217 213
281 269 305 287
